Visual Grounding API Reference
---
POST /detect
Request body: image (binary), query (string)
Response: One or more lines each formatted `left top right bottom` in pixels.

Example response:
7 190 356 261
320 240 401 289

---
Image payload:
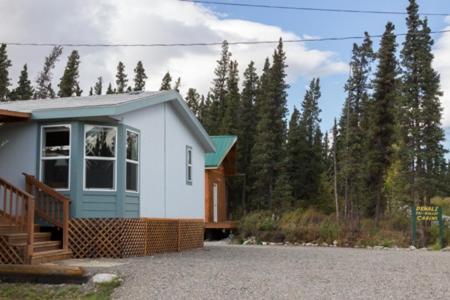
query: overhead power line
2 29 450 48
179 0 450 17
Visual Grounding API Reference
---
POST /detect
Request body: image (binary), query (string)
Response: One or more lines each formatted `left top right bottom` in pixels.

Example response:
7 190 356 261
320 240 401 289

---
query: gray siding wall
0 122 38 189
120 102 205 219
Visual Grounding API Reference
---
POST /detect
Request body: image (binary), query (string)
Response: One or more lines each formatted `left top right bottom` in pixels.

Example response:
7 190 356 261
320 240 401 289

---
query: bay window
126 130 139 192
40 125 71 190
84 125 117 191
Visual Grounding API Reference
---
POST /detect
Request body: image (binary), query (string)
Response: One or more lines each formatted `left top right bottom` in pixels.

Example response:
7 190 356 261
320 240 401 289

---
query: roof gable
205 135 238 168
0 91 215 152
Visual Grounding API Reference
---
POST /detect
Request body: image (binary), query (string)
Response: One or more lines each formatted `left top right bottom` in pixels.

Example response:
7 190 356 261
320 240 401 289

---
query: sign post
412 206 444 248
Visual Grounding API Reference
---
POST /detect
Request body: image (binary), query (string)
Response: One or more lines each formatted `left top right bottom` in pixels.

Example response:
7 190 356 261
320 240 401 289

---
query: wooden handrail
22 173 70 203
0 176 35 259
22 173 70 252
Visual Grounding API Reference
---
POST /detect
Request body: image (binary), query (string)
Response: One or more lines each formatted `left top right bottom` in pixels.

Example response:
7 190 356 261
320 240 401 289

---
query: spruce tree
400 0 445 206
11 64 33 100
58 50 81 97
89 87 93 96
210 41 232 131
115 61 128 93
338 34 375 218
365 22 399 220
238 61 259 183
185 88 201 116
133 61 147 91
35 46 63 99
220 60 240 135
106 82 114 94
94 76 103 95
160 72 172 90
0 44 12 101
286 106 302 206
34 46 63 99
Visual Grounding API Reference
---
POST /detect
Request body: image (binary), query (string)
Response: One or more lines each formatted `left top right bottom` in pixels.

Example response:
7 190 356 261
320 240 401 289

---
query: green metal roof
205 135 237 168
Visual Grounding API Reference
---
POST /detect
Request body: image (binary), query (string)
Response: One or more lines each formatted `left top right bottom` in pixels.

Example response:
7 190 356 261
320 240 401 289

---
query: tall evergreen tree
89 87 93 96
94 76 103 95
115 61 128 93
106 82 114 94
210 40 232 132
249 58 274 210
35 46 63 99
10 64 33 100
220 60 240 135
185 88 201 116
365 22 399 220
400 0 445 206
238 61 259 183
160 72 172 90
0 44 12 101
58 50 81 97
133 61 147 91
338 33 375 218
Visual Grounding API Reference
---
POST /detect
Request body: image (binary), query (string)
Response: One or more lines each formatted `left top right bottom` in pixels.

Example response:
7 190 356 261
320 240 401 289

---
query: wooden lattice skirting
69 218 204 259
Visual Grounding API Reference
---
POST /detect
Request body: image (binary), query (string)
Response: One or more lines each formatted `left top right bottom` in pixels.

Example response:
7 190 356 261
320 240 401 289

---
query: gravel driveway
63 243 450 299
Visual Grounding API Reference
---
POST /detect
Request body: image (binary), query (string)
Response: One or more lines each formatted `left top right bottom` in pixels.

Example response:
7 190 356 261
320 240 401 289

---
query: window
126 130 139 192
186 146 192 185
84 125 117 190
40 125 71 190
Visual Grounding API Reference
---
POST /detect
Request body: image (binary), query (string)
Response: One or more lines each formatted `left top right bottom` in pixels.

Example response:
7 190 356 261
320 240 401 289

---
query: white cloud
0 0 347 97
434 17 450 128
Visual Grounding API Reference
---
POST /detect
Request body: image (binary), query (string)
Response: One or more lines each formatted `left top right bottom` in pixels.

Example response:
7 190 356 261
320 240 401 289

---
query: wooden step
2 232 52 244
11 240 62 252
29 250 72 265
0 224 23 234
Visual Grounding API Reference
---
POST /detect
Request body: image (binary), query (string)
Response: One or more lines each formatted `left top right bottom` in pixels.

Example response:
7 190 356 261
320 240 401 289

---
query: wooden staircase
0 175 72 264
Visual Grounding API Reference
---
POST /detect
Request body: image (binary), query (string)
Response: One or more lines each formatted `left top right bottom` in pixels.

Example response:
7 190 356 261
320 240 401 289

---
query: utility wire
179 0 450 17
2 30 450 48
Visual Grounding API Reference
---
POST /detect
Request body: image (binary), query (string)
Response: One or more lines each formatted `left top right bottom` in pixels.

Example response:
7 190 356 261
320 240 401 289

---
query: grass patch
0 278 121 300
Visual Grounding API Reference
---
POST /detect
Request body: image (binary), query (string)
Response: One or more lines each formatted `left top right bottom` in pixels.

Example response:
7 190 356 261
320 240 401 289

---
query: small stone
262 242 268 246
305 242 313 247
419 247 428 251
374 246 384 250
333 240 338 247
366 246 373 250
92 273 119 284
409 245 416 250
321 242 328 247
441 246 450 252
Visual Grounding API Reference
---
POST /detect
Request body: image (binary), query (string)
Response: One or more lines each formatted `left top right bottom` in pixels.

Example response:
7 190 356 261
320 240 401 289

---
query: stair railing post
63 200 69 251
27 196 35 260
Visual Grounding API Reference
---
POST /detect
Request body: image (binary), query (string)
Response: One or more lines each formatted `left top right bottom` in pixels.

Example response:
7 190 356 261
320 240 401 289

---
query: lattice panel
146 219 179 254
121 219 146 257
0 236 24 264
179 220 204 251
69 218 204 259
69 219 123 258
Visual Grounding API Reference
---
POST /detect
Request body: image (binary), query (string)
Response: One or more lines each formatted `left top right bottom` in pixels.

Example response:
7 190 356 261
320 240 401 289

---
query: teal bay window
126 130 139 192
40 125 71 190
84 125 117 191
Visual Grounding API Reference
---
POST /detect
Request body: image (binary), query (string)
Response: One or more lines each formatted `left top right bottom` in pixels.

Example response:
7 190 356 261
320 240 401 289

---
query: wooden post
27 197 35 261
62 200 69 251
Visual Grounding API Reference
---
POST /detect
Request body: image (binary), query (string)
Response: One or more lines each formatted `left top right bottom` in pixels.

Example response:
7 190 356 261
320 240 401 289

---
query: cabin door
213 183 218 223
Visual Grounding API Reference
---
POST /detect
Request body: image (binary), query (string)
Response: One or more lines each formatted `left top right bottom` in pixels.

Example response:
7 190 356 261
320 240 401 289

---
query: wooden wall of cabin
204 167 228 223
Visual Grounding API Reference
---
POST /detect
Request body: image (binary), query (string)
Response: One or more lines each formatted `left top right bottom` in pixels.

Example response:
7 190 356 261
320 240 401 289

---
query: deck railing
23 173 70 252
0 177 35 257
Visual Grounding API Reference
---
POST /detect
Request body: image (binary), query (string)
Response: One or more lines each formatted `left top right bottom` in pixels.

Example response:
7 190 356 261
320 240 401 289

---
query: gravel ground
63 243 450 299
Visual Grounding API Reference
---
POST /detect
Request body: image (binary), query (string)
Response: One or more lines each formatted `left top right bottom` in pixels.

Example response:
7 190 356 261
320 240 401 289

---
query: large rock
92 273 119 284
409 245 416 250
441 246 450 252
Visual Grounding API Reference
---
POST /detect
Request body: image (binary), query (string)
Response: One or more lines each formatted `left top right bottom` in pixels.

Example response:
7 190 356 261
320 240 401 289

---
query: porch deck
204 221 238 230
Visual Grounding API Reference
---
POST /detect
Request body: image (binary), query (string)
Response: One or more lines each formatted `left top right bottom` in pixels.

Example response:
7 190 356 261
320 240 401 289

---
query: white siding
120 102 205 219
0 122 38 189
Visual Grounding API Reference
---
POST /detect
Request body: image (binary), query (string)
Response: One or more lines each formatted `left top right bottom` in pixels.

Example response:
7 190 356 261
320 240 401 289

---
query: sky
1 0 450 146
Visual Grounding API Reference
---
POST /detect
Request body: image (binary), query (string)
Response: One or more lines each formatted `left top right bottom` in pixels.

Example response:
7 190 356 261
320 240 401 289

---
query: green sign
411 206 444 248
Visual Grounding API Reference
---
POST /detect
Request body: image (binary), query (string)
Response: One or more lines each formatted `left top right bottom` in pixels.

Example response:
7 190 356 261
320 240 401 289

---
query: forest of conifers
0 0 448 228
